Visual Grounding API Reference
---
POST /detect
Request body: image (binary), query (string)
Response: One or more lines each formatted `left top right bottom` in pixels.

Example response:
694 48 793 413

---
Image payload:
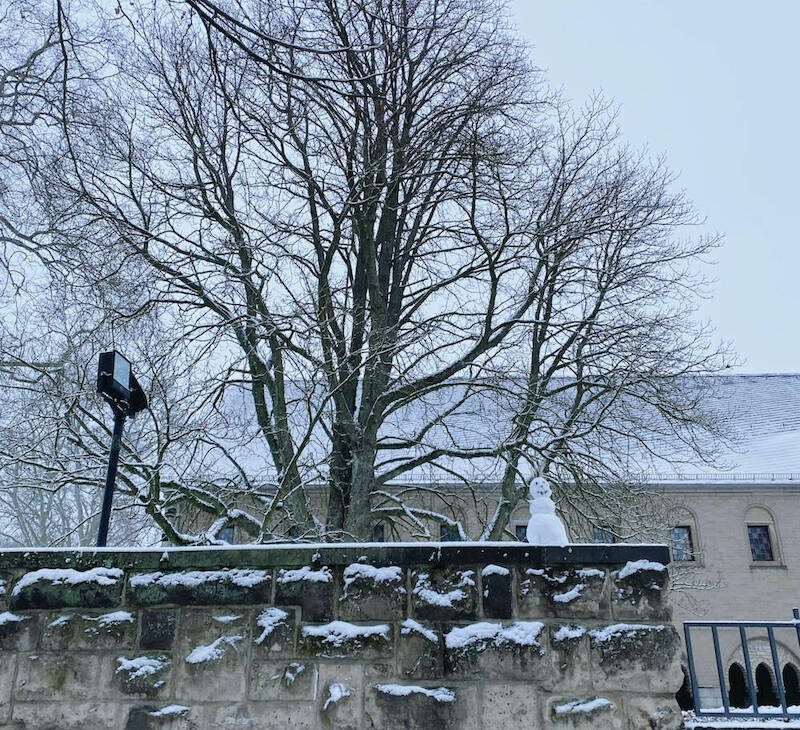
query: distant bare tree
0 0 731 545
0 0 60 278
0 289 278 545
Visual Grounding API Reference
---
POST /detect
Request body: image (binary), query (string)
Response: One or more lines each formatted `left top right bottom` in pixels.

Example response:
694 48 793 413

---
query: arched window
744 506 781 564
756 663 778 708
728 663 748 708
783 663 800 707
669 507 700 563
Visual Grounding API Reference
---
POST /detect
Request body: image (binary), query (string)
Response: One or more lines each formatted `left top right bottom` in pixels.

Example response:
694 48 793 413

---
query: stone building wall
0 543 682 730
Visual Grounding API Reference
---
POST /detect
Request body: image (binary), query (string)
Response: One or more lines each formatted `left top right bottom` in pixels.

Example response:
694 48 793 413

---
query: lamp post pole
96 404 127 548
96 350 147 548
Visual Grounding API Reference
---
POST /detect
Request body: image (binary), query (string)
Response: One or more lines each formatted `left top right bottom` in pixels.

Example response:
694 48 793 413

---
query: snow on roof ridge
710 372 800 378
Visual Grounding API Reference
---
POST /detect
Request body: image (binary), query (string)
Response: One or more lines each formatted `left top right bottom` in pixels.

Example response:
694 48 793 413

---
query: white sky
509 0 800 373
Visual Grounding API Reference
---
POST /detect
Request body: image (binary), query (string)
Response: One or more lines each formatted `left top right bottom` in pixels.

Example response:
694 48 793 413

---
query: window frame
592 525 615 544
371 523 386 543
670 525 696 562
743 505 783 567
439 523 462 542
747 523 776 563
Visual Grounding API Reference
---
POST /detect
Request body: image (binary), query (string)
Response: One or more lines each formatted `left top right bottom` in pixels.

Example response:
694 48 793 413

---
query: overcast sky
509 0 800 373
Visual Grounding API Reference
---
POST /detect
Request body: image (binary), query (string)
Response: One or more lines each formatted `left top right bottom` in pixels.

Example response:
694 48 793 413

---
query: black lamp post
96 350 148 547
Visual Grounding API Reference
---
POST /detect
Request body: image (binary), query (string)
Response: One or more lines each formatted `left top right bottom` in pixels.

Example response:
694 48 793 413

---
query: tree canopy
0 0 730 545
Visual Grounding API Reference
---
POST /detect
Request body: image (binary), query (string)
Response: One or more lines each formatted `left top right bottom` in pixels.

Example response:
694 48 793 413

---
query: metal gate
684 608 800 720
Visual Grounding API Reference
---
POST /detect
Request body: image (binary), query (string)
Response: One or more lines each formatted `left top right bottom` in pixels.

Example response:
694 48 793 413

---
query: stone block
111 652 172 698
480 565 512 619
298 621 393 660
611 562 671 621
129 569 271 607
9 567 124 610
548 625 592 691
363 662 394 680
545 568 609 620
9 701 120 730
516 568 549 617
589 623 683 693
0 575 9 611
37 612 74 651
203 701 317 729
625 695 683 730
0 611 37 651
397 619 443 679
39 610 137 651
176 639 248 702
250 606 297 658
124 704 198 730
140 609 177 650
318 662 365 730
274 566 335 622
0 653 16 724
480 683 539 730
173 608 249 703
179 606 253 646
410 569 477 621
248 660 317 701
338 564 406 621
365 683 477 730
443 621 550 681
14 652 101 701
543 695 624 730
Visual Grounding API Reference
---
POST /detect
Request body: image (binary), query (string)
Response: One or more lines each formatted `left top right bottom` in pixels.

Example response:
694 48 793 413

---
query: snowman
525 476 569 546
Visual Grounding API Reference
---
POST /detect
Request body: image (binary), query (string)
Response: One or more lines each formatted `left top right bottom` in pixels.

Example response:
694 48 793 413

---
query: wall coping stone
0 542 669 571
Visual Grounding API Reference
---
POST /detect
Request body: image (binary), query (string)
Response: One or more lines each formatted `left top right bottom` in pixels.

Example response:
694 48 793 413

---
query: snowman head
529 476 551 500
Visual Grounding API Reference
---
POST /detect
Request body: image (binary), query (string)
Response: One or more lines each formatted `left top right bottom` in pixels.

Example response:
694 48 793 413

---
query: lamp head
97 350 147 416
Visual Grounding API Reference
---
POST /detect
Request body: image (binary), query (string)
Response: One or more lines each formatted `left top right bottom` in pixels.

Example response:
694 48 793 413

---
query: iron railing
684 609 800 720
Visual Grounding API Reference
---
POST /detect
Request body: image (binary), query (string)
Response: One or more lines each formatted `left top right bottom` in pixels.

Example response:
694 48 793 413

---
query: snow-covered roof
376 374 800 485
396 374 800 483
212 373 800 486
634 374 800 483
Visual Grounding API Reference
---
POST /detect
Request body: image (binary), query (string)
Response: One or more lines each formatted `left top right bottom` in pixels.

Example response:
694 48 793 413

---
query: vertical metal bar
740 625 759 716
712 625 731 714
97 408 126 547
684 624 703 713
794 608 800 649
767 626 789 717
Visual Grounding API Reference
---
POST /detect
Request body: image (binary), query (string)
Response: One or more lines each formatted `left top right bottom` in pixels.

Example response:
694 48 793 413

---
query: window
515 524 527 542
593 526 615 544
440 524 461 542
219 526 235 544
783 664 800 706
782 664 800 705
671 526 695 562
748 525 774 561
371 523 386 543
728 663 748 709
755 663 778 707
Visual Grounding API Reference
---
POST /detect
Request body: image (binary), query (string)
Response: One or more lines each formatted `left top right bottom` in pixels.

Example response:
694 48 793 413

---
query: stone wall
0 543 682 730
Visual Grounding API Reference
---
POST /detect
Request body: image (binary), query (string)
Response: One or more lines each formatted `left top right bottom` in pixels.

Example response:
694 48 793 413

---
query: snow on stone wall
0 543 680 729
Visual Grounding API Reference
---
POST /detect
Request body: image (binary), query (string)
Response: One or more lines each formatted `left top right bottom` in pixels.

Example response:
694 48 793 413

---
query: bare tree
0 0 731 545
0 0 60 279
0 285 281 545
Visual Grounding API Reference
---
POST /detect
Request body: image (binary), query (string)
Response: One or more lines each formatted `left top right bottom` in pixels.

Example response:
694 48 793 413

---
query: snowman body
525 477 569 546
